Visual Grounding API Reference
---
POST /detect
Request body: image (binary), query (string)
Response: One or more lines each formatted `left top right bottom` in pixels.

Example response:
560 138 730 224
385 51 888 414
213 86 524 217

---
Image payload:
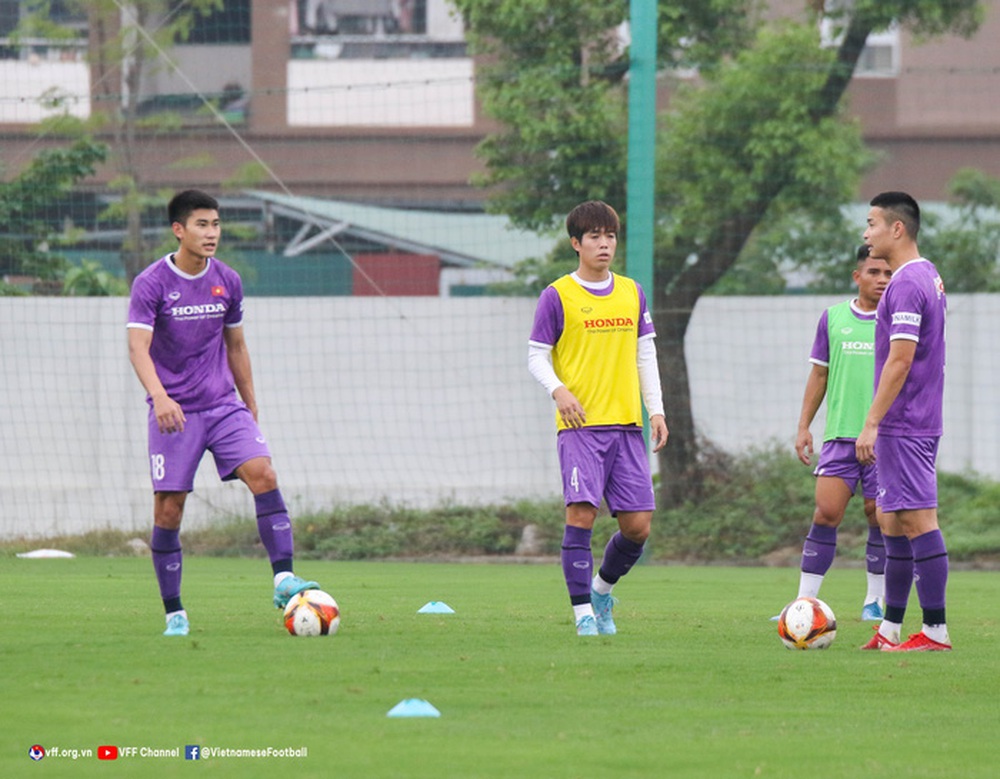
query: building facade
2 1 1000 206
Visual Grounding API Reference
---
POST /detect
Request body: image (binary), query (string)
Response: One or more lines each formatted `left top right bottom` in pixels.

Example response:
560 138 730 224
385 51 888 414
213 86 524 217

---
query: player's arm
637 336 668 453
648 414 669 453
528 342 585 428
224 325 259 421
128 327 186 434
856 339 916 465
795 363 828 465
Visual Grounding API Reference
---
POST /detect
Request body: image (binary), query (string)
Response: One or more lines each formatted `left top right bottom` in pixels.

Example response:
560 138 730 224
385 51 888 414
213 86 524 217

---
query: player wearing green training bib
820 300 877 441
776 246 892 622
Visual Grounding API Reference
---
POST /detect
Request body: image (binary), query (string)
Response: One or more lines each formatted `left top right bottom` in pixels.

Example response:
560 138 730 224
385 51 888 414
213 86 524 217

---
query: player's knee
257 468 279 493
239 458 278 493
812 506 843 528
863 500 878 526
565 502 598 529
154 494 185 529
250 472 279 494
619 515 651 544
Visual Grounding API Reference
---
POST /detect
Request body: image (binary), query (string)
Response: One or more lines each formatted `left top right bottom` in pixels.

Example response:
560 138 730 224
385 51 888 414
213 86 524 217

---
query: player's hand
855 424 877 466
552 386 586 428
795 429 813 465
152 394 186 434
649 414 669 453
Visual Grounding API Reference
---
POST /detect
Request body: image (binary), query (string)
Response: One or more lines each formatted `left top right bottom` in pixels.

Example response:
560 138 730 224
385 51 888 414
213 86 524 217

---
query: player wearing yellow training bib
528 200 668 637
548 272 644 430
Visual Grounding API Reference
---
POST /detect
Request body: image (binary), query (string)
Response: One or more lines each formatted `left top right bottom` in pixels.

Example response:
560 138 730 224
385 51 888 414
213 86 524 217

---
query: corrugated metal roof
248 190 559 269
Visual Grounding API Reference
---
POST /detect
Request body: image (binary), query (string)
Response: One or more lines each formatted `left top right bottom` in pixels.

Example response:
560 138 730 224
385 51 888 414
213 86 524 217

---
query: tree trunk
655 301 699 508
111 6 152 284
649 17 874 508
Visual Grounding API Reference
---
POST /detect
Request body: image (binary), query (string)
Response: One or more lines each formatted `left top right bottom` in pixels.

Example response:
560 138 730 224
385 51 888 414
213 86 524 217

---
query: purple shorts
813 439 878 499
147 401 271 492
874 435 940 513
556 427 655 515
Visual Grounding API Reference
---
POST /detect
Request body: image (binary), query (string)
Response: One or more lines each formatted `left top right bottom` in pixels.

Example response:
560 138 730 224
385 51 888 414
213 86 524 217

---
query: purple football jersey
127 255 245 412
528 273 656 346
874 258 946 437
809 308 831 365
808 302 876 366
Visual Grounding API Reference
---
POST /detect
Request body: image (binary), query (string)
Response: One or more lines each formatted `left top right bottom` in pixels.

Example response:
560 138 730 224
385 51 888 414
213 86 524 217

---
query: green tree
62 260 130 296
724 167 1000 295
86 0 224 283
732 209 862 294
454 0 760 230
0 138 107 293
15 1 225 283
457 0 982 506
920 168 1000 292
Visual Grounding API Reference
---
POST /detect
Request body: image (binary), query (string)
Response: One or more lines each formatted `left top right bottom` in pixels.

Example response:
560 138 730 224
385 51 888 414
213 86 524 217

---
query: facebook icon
185 745 200 760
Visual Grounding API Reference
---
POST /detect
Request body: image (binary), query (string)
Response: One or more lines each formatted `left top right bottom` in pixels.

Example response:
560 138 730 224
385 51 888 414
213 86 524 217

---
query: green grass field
3 557 997 778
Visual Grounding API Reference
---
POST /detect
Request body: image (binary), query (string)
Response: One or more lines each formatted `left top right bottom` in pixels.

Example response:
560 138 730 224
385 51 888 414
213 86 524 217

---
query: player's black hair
566 200 620 242
855 244 871 264
870 191 920 238
168 189 219 227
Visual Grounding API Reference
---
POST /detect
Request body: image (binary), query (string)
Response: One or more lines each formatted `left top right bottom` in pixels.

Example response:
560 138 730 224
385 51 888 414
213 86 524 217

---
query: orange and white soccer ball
283 589 341 636
777 597 836 649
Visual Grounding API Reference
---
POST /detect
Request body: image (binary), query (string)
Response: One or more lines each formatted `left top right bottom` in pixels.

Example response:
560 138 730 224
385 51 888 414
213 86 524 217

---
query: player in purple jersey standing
528 201 669 637
856 191 951 652
776 245 891 622
127 190 318 636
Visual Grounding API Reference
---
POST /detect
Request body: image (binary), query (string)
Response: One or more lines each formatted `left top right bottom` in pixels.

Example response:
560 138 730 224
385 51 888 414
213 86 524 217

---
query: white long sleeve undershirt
527 336 665 419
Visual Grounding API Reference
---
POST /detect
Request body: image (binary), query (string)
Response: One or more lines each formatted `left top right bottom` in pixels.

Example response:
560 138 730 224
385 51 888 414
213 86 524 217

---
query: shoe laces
593 593 617 617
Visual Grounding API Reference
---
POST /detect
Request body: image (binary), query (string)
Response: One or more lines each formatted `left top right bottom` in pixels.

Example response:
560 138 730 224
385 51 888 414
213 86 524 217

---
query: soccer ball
776 597 837 650
283 589 340 637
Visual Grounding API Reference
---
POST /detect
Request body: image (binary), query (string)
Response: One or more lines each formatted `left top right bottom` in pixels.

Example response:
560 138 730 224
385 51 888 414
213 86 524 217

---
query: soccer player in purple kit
779 245 891 620
856 191 951 652
127 190 318 636
528 201 668 636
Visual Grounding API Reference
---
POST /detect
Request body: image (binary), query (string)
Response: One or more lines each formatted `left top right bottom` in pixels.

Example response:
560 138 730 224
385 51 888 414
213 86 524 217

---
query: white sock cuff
591 574 614 596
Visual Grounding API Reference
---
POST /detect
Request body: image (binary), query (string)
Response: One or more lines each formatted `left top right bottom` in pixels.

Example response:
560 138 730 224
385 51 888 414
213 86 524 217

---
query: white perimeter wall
1 294 996 539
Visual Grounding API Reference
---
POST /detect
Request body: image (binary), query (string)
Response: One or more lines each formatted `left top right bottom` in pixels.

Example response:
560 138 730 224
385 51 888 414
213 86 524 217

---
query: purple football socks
151 525 183 612
912 529 949 625
801 523 837 576
255 489 295 574
598 531 644 585
882 534 915 623
866 525 886 575
561 525 593 605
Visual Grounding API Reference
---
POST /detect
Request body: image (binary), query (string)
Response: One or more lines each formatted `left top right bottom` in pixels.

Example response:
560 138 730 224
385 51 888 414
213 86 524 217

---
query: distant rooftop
247 190 560 269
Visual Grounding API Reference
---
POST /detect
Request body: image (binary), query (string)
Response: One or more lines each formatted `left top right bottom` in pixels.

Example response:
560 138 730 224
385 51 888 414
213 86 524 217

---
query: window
819 4 899 79
0 1 87 61
854 26 899 78
291 0 466 60
172 0 250 44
